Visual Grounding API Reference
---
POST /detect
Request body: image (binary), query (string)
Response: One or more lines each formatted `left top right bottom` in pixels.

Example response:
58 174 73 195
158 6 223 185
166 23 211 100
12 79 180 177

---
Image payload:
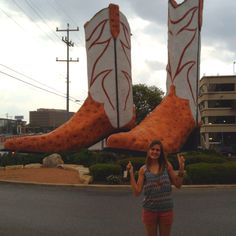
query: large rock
42 153 64 168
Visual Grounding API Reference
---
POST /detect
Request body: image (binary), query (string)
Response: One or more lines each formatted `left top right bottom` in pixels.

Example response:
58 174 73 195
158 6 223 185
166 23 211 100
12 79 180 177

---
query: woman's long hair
145 140 168 171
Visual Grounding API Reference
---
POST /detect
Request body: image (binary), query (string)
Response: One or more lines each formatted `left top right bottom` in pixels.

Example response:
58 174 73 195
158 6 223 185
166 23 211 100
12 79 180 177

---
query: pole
195 29 201 150
56 23 79 118
66 24 70 115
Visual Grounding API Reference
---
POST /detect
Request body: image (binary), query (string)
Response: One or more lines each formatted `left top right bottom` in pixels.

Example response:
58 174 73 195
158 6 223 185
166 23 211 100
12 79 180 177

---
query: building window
208 116 235 124
208 100 234 108
208 83 235 92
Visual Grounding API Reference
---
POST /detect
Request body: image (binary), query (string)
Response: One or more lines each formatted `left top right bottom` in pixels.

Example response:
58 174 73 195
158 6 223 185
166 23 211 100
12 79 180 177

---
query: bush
0 152 45 166
118 157 145 171
89 163 122 181
167 151 226 170
20 153 45 165
72 149 97 167
95 151 119 164
68 150 119 167
186 161 236 184
106 175 122 185
60 152 77 164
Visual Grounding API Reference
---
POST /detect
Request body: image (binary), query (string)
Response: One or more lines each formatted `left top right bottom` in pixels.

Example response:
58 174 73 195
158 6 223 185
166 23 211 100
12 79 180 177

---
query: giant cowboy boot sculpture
4 4 135 153
107 0 203 154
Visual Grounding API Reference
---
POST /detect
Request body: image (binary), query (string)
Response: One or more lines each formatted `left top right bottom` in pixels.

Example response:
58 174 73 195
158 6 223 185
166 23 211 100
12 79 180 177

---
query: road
0 183 235 236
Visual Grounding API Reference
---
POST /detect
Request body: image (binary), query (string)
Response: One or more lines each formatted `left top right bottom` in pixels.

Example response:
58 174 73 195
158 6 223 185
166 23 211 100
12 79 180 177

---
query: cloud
202 1 236 54
1 0 236 123
145 60 166 71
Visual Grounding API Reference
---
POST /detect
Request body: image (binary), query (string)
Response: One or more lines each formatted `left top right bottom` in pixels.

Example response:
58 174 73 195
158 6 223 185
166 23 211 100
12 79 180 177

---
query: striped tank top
142 165 173 212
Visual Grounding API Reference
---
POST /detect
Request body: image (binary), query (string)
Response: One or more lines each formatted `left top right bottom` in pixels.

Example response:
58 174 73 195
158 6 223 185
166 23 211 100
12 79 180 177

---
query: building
0 116 26 135
0 118 17 134
29 108 74 133
198 75 236 152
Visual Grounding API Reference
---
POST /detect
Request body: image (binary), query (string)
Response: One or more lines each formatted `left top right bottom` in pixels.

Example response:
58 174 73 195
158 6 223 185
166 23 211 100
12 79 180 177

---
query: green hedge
64 150 120 167
168 151 226 170
106 175 122 184
117 157 145 171
186 161 236 184
89 163 122 181
0 152 45 167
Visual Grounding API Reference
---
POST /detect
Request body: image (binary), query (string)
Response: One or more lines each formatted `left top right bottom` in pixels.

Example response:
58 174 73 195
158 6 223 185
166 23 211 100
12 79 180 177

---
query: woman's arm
127 161 145 196
167 154 185 189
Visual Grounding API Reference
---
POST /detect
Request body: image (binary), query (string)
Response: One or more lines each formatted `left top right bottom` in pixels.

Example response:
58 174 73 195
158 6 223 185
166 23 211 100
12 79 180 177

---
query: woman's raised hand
177 153 185 171
126 161 133 173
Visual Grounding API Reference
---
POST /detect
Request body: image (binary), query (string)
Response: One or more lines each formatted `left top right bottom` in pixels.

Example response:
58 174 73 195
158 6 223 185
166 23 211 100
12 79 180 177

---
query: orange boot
4 4 135 153
107 0 203 153
107 85 195 153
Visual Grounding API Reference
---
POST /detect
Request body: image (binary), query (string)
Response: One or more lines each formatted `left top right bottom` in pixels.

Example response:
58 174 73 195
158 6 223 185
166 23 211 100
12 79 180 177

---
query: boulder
42 153 64 168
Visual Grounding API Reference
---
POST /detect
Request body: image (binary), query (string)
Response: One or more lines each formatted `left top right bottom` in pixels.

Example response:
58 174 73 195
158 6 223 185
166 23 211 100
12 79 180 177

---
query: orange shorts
142 209 174 225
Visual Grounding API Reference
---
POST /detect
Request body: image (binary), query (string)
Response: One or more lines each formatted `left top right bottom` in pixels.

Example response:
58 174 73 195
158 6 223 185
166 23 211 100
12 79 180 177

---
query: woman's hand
126 161 134 174
127 162 145 196
177 153 185 171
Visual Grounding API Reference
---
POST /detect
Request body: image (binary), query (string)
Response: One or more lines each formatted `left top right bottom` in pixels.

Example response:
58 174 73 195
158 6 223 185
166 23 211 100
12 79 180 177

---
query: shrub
72 149 96 167
20 153 45 165
61 152 77 164
186 161 236 184
106 175 122 184
117 157 145 172
0 153 10 166
167 151 226 170
0 152 45 166
186 155 225 165
89 163 122 181
95 151 119 164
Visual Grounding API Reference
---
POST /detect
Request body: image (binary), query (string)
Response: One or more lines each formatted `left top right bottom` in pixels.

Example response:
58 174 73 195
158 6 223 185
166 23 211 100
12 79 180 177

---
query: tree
133 84 164 124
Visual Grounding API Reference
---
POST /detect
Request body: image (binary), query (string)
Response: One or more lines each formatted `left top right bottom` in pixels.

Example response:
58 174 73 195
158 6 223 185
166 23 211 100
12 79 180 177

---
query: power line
0 70 82 104
45 0 81 46
0 64 83 103
0 64 63 95
12 0 59 44
24 0 62 41
0 5 25 30
52 0 78 28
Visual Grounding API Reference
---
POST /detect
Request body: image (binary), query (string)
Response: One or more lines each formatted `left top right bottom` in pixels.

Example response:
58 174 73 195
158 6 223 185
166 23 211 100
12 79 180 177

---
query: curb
0 179 236 190
0 165 236 189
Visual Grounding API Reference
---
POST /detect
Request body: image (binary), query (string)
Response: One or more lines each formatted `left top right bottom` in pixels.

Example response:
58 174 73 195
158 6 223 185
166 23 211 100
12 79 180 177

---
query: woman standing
127 140 185 236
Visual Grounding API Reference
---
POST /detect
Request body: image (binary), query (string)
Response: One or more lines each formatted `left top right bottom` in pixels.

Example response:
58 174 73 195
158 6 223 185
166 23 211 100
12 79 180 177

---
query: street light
233 61 236 75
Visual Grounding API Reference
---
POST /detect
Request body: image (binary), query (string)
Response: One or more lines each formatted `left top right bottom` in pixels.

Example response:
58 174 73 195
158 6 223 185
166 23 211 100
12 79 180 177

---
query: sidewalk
0 164 92 185
0 164 236 189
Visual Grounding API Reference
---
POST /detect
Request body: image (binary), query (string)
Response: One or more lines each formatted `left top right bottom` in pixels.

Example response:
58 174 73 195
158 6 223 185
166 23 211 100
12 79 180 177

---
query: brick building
29 108 74 132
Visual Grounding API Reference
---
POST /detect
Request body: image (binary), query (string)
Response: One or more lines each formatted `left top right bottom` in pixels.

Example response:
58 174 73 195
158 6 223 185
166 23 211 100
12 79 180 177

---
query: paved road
0 183 235 236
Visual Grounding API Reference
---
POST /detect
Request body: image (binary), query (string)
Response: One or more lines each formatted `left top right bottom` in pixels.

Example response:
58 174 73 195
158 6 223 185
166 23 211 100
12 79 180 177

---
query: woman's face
148 144 161 160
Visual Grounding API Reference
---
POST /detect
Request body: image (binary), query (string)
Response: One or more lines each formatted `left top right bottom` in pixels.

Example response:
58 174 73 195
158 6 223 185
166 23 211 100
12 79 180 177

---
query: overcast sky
0 0 236 123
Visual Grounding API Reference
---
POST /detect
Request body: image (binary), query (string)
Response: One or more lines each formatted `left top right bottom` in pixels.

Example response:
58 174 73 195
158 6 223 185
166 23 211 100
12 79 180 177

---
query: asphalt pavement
0 183 235 236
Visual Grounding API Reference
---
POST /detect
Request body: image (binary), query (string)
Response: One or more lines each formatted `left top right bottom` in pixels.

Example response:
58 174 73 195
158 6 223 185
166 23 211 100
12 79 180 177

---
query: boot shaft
84 4 134 128
166 0 204 122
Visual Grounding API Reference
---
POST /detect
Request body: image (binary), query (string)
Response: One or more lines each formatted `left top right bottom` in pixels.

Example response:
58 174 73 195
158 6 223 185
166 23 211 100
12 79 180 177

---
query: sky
0 0 236 123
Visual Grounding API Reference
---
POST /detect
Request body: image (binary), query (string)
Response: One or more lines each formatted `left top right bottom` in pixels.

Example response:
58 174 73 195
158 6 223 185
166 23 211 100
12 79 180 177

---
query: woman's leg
159 222 172 236
158 211 173 236
145 223 158 236
142 209 158 236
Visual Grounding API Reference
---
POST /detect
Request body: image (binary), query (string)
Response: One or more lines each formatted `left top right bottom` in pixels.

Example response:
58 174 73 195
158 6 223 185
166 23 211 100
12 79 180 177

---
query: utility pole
56 23 79 118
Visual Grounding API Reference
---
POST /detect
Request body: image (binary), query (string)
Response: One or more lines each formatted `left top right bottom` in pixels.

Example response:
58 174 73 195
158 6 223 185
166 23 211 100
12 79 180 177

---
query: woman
127 140 185 236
